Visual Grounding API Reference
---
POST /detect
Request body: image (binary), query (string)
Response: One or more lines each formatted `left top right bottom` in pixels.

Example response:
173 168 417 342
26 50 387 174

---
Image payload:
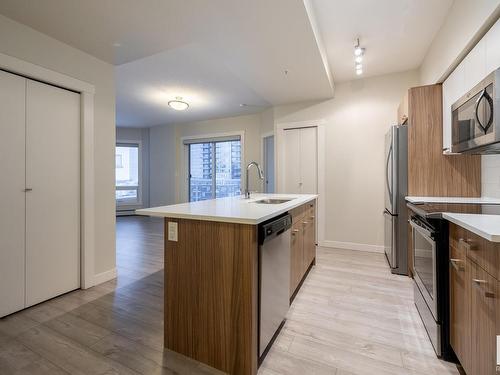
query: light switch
168 222 178 242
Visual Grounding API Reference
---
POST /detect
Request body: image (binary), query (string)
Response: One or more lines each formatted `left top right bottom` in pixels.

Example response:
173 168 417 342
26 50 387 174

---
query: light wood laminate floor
0 216 460 375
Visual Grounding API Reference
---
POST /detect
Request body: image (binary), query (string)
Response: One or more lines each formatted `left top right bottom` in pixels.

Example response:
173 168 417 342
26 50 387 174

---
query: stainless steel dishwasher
258 213 292 360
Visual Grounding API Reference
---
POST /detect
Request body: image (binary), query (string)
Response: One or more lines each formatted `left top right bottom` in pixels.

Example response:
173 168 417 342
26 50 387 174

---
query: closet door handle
24 188 33 192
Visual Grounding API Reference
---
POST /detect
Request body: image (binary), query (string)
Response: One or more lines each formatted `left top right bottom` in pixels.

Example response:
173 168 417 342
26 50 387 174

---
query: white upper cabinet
486 19 500 75
442 19 500 153
442 63 465 152
463 38 487 90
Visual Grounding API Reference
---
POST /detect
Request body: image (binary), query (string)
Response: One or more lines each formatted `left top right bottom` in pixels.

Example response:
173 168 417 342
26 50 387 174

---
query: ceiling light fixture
354 38 365 76
168 97 189 111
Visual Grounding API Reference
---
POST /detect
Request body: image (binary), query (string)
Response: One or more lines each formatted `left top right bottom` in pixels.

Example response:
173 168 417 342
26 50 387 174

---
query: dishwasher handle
259 213 292 245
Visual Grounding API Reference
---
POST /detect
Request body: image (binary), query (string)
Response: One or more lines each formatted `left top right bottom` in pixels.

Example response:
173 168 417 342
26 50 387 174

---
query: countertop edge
135 195 317 224
442 213 500 243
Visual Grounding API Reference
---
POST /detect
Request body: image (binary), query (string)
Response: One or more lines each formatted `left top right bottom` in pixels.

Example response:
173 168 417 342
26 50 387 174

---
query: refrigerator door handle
385 143 393 203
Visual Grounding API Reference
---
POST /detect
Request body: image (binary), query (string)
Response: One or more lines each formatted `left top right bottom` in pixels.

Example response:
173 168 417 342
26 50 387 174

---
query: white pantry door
25 80 80 306
0 70 26 317
282 127 317 194
283 129 301 193
299 127 317 194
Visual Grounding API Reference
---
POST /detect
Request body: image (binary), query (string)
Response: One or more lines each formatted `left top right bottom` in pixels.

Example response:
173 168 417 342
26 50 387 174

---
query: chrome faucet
245 161 264 199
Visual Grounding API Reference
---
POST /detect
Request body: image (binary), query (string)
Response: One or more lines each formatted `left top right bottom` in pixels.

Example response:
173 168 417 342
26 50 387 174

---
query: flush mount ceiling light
353 38 365 76
168 97 189 111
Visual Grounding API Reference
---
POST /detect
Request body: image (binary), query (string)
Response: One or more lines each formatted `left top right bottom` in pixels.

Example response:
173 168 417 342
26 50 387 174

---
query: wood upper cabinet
407 84 481 197
469 259 497 375
290 200 317 299
449 241 470 373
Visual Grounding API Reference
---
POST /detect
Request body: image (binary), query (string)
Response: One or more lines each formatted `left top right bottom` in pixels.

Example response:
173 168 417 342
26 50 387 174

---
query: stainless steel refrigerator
383 125 408 275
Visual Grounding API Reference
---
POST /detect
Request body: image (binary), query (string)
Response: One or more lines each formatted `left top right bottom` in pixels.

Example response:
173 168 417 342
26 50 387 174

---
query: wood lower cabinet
449 223 499 375
290 200 316 299
470 260 497 375
290 221 303 296
449 243 470 373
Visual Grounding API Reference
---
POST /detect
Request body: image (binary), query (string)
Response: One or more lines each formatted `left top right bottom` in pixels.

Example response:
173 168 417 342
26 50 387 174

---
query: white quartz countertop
442 213 500 242
406 196 500 204
135 194 317 224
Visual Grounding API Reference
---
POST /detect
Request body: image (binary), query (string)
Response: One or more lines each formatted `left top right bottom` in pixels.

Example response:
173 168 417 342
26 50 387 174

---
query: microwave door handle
475 89 494 134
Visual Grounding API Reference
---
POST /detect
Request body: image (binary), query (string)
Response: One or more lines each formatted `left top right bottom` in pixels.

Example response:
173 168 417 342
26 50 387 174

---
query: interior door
299 127 318 194
25 80 80 306
0 70 26 317
283 129 301 193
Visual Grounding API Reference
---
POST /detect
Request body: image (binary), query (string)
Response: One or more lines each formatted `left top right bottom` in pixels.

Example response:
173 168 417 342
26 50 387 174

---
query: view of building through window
189 140 241 202
116 144 140 203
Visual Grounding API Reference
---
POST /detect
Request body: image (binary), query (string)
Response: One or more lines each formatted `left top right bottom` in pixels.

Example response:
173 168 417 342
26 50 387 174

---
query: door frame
0 52 96 289
179 131 245 203
276 120 326 245
260 131 274 193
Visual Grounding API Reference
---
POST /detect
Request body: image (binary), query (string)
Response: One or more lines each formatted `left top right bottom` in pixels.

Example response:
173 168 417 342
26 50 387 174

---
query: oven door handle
409 220 434 240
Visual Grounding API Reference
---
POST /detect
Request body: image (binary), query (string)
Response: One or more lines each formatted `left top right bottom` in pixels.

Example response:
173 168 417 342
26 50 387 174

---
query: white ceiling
0 0 335 127
0 0 455 127
310 0 454 82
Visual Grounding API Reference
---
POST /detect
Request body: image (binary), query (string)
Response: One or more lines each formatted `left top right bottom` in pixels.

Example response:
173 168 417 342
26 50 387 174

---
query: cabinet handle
24 188 33 192
450 259 464 271
472 279 495 298
459 238 477 251
292 229 300 235
310 216 315 219
302 221 308 225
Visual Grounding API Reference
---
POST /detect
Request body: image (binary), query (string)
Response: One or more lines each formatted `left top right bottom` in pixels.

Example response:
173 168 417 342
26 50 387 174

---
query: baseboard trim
320 240 384 254
93 268 117 286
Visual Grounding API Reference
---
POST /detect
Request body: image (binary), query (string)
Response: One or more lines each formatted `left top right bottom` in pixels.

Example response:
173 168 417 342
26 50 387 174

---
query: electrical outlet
168 222 178 242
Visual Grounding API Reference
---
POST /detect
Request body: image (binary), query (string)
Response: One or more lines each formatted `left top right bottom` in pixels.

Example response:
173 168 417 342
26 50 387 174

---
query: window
188 138 241 202
116 143 141 206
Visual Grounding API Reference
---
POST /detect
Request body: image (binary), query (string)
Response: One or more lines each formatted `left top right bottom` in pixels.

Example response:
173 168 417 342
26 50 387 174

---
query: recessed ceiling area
310 0 454 81
115 44 270 127
0 0 335 128
0 0 457 126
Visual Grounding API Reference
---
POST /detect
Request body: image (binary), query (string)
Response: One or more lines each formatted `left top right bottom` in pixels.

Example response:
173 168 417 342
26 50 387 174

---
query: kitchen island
136 193 317 375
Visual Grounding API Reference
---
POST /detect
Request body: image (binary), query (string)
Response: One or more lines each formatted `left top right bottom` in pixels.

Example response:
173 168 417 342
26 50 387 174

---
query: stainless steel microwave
451 67 500 154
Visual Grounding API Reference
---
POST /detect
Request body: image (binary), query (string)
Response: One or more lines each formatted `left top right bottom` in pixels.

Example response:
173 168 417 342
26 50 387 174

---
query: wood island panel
164 218 258 375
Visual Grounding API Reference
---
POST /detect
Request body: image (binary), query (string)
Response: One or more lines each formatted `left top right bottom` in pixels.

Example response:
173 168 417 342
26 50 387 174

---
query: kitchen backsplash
482 155 500 198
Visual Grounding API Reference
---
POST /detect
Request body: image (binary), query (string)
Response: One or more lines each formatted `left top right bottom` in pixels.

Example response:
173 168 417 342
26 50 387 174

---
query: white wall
116 127 150 208
274 70 420 249
0 15 116 275
420 0 500 84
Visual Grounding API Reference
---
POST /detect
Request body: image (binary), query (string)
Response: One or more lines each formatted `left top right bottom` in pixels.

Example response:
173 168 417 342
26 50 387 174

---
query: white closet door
25 80 80 306
283 129 301 193
0 71 26 317
299 127 317 194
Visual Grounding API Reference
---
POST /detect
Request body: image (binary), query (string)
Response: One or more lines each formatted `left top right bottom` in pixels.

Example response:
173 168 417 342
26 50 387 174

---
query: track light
354 38 365 76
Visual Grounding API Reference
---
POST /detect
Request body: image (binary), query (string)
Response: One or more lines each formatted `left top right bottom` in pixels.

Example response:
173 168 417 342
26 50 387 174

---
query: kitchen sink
253 198 293 204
